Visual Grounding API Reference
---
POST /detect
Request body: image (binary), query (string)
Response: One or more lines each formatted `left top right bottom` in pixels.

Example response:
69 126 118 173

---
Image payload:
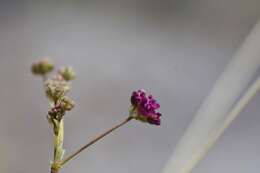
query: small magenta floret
130 89 161 125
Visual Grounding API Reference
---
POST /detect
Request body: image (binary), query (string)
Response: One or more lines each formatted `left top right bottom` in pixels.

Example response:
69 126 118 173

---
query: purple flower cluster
130 89 161 125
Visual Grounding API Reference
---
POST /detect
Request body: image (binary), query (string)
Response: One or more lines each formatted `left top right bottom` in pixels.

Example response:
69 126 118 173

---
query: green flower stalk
32 58 75 173
31 58 162 173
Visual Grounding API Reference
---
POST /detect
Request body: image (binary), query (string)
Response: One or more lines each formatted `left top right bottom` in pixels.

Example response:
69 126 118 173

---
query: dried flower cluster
32 58 76 172
45 75 74 122
32 59 75 122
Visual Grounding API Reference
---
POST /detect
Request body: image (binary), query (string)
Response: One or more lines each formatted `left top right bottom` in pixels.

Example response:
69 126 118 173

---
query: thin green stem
51 166 59 173
42 75 47 82
50 102 64 173
61 116 133 166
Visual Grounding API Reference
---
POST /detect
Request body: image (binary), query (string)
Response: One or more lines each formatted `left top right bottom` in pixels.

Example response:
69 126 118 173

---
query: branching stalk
61 117 133 166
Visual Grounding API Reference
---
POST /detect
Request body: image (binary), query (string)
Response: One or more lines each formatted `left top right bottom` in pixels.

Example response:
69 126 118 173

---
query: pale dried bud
60 96 75 111
31 58 54 75
58 66 76 81
45 75 70 102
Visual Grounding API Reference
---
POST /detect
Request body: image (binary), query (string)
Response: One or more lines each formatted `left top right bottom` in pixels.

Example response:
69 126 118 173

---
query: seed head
45 75 70 102
60 96 75 111
58 66 76 81
31 58 54 76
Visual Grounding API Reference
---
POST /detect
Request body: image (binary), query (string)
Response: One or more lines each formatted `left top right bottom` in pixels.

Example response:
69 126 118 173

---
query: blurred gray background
0 0 260 173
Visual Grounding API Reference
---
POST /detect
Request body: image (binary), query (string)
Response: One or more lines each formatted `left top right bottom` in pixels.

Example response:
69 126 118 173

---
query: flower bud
31 58 54 75
129 90 161 125
45 75 70 102
60 96 75 111
58 66 76 81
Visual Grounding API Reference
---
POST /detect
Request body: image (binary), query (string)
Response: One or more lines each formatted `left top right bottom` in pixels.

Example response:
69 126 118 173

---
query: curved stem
61 117 133 166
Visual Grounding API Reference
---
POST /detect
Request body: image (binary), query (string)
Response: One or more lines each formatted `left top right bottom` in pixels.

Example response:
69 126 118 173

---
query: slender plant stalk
51 167 59 173
43 74 47 82
50 119 64 173
163 76 260 173
162 19 260 173
178 76 260 173
61 116 133 166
